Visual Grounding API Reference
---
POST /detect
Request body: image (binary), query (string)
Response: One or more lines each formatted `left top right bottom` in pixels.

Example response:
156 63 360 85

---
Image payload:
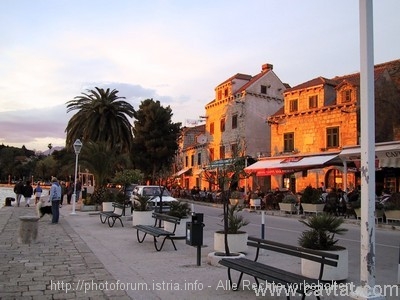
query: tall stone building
174 63 287 191
247 59 400 194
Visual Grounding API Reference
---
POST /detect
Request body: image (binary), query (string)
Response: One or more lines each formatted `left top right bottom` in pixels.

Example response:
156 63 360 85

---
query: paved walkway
0 203 398 299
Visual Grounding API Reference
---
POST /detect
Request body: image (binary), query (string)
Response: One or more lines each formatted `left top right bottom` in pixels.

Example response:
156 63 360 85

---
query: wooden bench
133 212 180 251
99 202 124 227
219 236 339 300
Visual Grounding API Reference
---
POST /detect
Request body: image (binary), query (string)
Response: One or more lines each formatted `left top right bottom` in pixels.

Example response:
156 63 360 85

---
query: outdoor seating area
219 236 339 299
99 202 125 227
133 212 181 251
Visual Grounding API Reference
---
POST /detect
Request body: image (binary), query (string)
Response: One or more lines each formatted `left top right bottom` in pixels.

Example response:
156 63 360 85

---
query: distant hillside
41 146 64 155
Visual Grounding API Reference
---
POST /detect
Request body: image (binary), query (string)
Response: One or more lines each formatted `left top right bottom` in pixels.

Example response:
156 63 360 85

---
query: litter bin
186 213 204 246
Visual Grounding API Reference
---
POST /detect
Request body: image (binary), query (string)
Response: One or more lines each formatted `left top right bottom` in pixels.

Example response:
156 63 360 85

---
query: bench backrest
112 202 124 215
151 212 181 234
247 236 339 280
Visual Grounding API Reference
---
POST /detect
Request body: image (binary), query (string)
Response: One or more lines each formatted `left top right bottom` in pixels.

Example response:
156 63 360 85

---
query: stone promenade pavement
0 203 398 300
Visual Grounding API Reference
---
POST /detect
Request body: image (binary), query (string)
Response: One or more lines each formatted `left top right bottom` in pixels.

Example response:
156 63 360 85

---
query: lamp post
71 139 83 215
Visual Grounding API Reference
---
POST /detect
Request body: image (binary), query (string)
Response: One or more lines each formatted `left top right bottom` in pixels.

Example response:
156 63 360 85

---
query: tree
78 141 124 204
202 137 249 256
65 87 134 153
131 99 181 183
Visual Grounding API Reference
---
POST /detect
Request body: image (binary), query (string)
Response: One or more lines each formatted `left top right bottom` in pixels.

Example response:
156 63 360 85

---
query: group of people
13 180 35 207
13 178 83 224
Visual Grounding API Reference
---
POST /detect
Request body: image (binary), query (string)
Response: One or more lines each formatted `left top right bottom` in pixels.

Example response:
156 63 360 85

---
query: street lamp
71 139 83 215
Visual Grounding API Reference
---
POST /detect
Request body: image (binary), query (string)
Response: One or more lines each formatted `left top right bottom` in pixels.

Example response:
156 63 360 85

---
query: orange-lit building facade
261 59 400 194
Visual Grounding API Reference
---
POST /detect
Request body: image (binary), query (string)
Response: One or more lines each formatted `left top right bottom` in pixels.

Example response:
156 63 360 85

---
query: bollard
18 216 39 244
5 197 14 206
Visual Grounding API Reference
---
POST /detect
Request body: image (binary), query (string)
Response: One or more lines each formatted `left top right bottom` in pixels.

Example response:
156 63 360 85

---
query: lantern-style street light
71 139 83 215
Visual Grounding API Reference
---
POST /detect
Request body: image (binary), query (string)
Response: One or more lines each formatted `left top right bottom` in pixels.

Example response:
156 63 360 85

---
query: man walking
49 177 62 224
13 180 24 207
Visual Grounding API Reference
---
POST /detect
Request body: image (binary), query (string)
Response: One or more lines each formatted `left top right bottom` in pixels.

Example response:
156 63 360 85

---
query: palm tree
65 87 134 153
78 141 125 204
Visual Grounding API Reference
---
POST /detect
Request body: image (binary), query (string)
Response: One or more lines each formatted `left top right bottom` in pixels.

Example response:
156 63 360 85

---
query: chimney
261 63 273 73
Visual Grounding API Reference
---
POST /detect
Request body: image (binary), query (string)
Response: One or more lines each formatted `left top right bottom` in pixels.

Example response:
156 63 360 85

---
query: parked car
124 184 138 198
131 185 177 210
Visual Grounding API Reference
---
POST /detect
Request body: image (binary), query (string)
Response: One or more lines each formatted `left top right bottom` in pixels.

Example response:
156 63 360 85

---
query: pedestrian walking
34 182 43 205
49 177 62 224
22 180 34 207
13 180 24 207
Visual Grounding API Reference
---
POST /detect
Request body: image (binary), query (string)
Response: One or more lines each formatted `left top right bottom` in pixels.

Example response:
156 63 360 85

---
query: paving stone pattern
0 207 130 300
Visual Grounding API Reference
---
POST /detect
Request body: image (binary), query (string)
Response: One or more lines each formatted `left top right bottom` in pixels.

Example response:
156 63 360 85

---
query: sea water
0 186 49 207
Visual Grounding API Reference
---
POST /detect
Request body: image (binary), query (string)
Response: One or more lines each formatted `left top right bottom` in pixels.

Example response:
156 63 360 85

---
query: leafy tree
65 87 134 153
131 99 181 183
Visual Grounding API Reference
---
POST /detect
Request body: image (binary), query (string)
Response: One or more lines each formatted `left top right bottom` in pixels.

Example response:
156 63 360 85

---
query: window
289 99 298 112
220 118 225 132
309 95 318 109
218 90 222 100
232 114 238 129
191 155 194 167
220 145 225 159
284 132 294 152
197 153 201 166
209 148 214 161
210 122 214 135
185 156 188 167
261 85 267 94
326 127 339 148
224 88 228 97
231 143 238 156
342 90 351 103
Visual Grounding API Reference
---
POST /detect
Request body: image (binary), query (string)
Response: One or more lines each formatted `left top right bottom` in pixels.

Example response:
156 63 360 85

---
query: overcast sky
1 0 399 152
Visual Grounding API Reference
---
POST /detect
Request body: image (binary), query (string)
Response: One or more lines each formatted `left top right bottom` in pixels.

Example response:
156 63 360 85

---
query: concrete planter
302 203 325 214
132 210 153 227
207 251 245 267
354 208 384 223
229 199 244 206
384 210 400 223
102 202 114 212
249 198 261 210
301 248 348 281
164 217 188 238
214 231 248 254
279 202 297 214
80 205 98 212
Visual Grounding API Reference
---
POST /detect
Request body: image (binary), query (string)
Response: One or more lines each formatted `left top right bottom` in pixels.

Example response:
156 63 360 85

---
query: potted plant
132 195 154 226
214 203 249 253
164 201 191 237
229 190 244 206
383 192 400 223
298 213 348 281
301 186 324 214
279 193 297 214
101 189 116 212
